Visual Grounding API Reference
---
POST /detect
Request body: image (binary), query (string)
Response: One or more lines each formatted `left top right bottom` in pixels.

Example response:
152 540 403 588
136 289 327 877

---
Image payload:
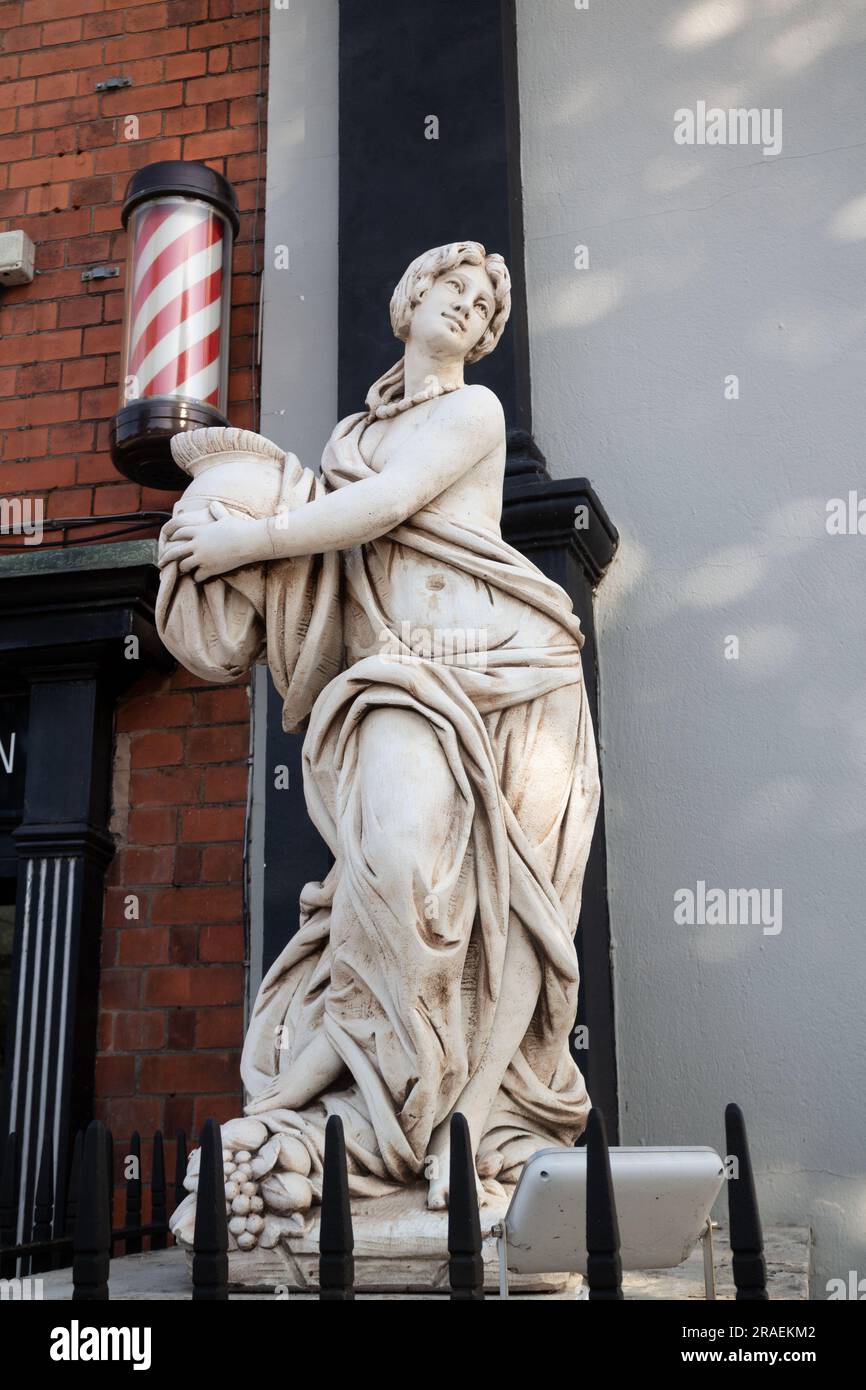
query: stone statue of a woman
159 242 600 1248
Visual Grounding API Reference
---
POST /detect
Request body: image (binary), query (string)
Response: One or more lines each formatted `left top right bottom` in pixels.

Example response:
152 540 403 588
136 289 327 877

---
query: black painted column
0 541 170 1243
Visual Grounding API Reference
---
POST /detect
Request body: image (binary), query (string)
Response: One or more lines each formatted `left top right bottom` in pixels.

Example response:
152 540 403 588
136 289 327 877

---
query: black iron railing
0 1102 767 1300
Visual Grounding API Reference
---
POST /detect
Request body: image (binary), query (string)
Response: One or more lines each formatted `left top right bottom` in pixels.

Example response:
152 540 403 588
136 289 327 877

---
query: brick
164 1096 194 1138
93 482 139 513
119 927 169 965
229 95 258 127
3 25 41 57
195 1006 242 1049
47 487 92 517
199 924 243 963
0 133 34 163
76 452 120 483
70 174 113 205
131 766 202 807
130 730 185 769
24 184 69 212
167 1008 196 1049
33 126 79 157
29 207 91 241
114 845 174 884
186 724 248 763
128 806 177 845
95 1096 161 1136
79 385 116 417
164 105 205 136
140 1052 237 1094
169 926 197 964
95 1053 136 1095
41 17 83 45
186 67 259 105
180 805 245 843
61 356 105 389
21 392 80 425
99 966 141 1010
83 12 124 40
103 31 185 64
164 50 206 80
202 765 247 804
94 135 180 175
188 15 259 48
117 690 195 732
193 687 249 723
192 1093 242 1131
0 425 48 464
173 844 200 884
0 81 36 112
0 449 70 487
82 324 120 354
16 361 62 393
48 420 94 452
20 41 103 79
151 885 240 926
183 124 256 162
166 0 208 22
22 0 103 18
114 1010 167 1051
143 965 243 1007
0 187 26 216
10 150 93 189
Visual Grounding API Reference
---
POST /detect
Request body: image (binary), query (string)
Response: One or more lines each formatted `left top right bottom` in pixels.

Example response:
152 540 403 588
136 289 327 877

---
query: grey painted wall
250 0 339 1001
518 0 866 1294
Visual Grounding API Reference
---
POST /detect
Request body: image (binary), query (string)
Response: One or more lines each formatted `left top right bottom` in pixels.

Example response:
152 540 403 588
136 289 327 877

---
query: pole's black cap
121 161 240 235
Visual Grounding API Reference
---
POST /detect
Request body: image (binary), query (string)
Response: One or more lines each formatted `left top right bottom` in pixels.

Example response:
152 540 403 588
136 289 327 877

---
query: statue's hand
158 501 270 582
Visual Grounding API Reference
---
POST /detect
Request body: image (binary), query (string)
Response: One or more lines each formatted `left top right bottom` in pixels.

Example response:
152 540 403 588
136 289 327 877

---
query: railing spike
448 1112 484 1300
125 1131 142 1255
725 1102 768 1300
151 1130 167 1251
0 1132 18 1279
72 1120 111 1301
192 1118 228 1300
319 1114 355 1300
586 1106 623 1300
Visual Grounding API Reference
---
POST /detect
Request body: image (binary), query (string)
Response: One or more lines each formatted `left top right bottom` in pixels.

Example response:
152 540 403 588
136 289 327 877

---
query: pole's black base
110 396 229 491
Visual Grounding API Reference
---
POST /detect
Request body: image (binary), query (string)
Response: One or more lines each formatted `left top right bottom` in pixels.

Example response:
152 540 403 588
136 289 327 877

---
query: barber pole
110 162 239 490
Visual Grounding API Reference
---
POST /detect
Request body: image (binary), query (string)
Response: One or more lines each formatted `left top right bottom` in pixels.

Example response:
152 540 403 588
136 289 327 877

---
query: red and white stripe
127 199 226 406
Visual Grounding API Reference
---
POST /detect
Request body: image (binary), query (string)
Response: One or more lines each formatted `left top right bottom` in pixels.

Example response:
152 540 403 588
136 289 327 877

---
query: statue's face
408 262 496 360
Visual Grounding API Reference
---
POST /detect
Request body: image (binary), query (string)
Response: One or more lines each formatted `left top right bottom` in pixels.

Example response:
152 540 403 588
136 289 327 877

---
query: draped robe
157 412 600 1201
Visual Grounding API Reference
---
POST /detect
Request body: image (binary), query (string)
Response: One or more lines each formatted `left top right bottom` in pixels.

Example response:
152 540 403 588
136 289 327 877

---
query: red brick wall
0 0 269 1203
0 0 266 520
102 668 250 1149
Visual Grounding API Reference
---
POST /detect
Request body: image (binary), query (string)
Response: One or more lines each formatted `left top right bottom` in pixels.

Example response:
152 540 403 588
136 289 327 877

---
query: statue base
196 1184 582 1297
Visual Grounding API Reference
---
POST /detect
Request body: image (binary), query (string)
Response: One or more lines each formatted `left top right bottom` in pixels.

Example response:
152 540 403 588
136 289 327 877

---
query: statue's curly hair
365 241 511 417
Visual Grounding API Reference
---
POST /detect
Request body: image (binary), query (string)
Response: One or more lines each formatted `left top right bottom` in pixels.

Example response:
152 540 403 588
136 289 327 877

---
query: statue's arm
159 386 503 580
264 385 503 560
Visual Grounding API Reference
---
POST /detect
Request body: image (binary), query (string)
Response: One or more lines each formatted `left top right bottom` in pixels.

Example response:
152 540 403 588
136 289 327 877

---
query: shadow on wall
518 0 866 1295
